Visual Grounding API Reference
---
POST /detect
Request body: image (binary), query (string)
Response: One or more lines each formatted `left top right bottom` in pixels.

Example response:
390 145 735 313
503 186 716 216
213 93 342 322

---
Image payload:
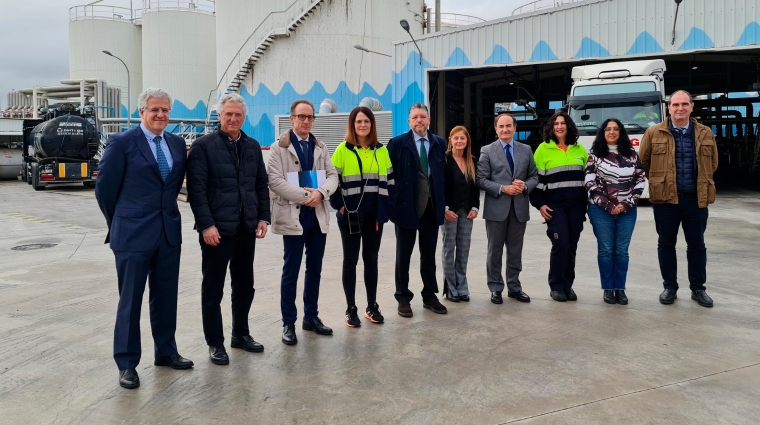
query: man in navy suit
96 88 193 389
387 103 448 318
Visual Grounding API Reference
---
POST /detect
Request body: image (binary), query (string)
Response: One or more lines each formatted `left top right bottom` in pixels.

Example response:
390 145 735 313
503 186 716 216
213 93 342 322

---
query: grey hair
669 90 694 104
137 88 173 111
215 93 248 116
408 102 428 116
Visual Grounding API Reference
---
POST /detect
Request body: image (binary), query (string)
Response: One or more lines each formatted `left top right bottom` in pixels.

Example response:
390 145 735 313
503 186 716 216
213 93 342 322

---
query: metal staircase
217 0 325 94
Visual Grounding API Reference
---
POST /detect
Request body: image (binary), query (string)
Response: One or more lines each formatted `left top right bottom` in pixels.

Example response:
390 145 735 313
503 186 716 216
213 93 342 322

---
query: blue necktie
153 136 170 182
505 143 514 173
300 140 310 170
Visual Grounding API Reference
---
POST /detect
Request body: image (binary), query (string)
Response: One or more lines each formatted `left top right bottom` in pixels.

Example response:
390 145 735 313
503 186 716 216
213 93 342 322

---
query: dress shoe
303 317 333 335
154 354 194 370
603 290 616 304
565 288 578 301
398 302 413 317
231 335 264 352
490 291 503 304
209 346 229 365
691 290 713 307
659 288 677 304
119 369 139 389
445 293 460 302
550 291 567 302
422 298 448 314
282 323 298 345
508 290 531 303
616 290 629 305
459 295 470 302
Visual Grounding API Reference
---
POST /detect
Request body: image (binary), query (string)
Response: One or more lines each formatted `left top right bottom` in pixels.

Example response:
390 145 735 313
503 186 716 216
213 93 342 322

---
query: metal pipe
435 0 441 32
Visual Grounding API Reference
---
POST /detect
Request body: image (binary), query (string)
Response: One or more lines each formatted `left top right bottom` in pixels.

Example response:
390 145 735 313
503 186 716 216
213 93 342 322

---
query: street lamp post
353 45 391 57
399 20 422 64
102 50 131 128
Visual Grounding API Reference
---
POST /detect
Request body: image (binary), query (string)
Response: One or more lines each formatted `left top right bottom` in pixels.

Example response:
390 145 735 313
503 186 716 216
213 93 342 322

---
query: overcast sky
0 0 527 109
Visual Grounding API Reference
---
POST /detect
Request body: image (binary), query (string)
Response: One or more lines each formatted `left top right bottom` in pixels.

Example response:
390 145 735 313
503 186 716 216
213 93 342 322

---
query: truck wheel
26 164 32 185
21 163 27 182
83 181 96 188
31 163 45 191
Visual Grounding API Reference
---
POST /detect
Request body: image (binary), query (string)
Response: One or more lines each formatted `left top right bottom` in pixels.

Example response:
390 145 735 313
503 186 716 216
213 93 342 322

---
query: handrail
512 0 585 16
428 13 485 29
141 0 215 14
216 0 323 93
69 5 142 22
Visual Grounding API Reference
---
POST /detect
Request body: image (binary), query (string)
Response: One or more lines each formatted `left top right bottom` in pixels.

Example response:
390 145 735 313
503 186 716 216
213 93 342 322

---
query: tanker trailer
23 109 100 191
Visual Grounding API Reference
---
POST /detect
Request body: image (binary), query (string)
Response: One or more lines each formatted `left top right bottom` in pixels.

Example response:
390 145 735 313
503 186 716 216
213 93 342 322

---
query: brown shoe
422 298 447 314
398 302 413 317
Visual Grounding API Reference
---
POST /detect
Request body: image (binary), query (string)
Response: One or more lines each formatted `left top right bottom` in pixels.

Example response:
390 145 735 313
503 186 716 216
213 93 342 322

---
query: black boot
616 290 628 305
603 290 616 304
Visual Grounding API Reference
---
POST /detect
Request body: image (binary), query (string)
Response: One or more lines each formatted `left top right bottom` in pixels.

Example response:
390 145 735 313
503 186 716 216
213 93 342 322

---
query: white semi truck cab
568 59 667 198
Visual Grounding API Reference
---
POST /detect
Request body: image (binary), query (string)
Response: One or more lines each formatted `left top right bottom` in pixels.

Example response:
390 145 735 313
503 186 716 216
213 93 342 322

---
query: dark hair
345 106 379 147
543 111 579 145
591 118 634 158
493 112 516 127
290 99 315 114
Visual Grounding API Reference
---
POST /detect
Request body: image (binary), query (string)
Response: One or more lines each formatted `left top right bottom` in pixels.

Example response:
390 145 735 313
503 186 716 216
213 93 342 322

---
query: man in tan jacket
639 90 718 308
268 99 339 344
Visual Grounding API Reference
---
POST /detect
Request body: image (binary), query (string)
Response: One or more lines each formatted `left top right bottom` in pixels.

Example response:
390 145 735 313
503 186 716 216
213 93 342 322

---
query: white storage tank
215 0 423 145
69 4 142 118
215 0 293 83
141 1 216 119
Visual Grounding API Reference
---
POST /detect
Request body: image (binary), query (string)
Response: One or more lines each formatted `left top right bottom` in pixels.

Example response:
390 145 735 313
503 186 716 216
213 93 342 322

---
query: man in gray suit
477 112 539 304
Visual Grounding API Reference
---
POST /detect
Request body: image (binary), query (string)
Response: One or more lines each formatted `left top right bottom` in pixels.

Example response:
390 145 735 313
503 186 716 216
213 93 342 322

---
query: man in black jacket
387 103 447 318
186 93 271 365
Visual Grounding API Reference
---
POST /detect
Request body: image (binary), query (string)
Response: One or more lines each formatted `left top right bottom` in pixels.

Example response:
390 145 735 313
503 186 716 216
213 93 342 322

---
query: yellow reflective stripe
59 164 66 178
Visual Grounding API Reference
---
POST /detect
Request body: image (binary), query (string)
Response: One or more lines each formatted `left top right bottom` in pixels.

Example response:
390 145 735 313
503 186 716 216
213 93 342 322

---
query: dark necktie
505 143 514 173
300 140 310 169
153 136 169 182
419 138 429 176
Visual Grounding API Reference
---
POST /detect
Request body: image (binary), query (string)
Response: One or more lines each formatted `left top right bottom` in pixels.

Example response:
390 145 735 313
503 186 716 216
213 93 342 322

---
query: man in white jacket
267 99 339 345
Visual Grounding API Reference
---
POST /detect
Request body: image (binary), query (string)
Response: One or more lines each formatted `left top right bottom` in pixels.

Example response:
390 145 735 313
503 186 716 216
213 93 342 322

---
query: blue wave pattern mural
390 23 760 134
239 81 391 146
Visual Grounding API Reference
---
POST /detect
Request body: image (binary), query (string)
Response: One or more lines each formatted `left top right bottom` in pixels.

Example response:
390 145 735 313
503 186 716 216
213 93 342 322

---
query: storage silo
141 1 216 119
69 4 142 118
215 0 424 145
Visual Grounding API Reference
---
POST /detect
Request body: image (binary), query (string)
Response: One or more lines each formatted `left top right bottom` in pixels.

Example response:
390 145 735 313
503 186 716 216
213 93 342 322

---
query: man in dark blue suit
96 88 193 389
387 103 447 318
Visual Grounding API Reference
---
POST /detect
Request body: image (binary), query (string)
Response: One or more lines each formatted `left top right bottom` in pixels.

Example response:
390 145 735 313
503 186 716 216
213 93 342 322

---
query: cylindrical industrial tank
215 0 292 84
141 1 216 119
31 115 99 159
69 5 142 118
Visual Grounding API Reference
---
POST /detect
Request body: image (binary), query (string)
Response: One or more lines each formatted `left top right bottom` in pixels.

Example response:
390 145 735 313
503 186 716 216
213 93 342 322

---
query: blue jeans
587 204 637 290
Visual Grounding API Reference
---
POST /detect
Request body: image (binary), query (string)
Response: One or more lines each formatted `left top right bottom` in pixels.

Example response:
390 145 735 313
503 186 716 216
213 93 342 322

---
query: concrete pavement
0 179 758 424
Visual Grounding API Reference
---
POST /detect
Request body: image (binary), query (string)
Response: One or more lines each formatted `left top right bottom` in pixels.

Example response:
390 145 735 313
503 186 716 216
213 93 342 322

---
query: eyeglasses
604 127 621 132
146 108 170 114
292 114 315 122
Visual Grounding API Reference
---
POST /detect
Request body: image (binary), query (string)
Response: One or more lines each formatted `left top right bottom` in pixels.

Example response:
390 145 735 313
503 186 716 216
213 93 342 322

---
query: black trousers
337 210 384 306
394 200 440 303
652 194 708 291
200 228 256 347
545 202 586 292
